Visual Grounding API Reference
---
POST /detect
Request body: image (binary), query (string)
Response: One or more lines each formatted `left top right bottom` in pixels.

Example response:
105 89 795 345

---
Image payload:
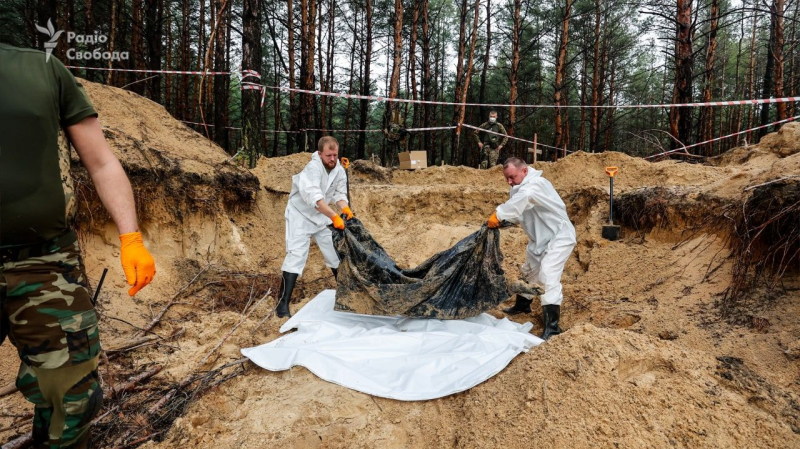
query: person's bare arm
65 117 138 234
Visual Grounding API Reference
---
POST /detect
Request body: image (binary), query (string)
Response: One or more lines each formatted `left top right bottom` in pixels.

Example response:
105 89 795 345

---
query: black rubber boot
541 305 563 340
503 295 533 315
276 271 298 318
331 267 338 280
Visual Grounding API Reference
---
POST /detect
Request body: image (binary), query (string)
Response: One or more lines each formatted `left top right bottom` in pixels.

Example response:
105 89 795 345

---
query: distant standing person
486 157 576 340
471 109 508 169
276 136 353 318
0 43 156 448
383 108 409 168
382 122 409 168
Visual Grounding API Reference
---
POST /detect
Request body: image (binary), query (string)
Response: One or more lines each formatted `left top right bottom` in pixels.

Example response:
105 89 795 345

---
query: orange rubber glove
331 215 345 230
487 212 500 229
120 231 156 296
342 206 354 220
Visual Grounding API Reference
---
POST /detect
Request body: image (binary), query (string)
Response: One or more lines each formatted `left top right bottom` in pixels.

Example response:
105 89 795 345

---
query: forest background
1 0 795 168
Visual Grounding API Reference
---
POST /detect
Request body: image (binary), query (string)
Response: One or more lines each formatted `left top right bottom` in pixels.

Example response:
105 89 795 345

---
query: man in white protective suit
276 136 354 318
486 157 576 340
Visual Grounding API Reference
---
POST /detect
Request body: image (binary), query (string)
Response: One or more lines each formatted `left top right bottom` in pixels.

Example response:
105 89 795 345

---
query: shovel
602 166 621 241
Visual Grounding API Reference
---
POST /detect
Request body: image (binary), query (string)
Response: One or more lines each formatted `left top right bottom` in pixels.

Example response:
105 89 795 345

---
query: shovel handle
605 166 618 177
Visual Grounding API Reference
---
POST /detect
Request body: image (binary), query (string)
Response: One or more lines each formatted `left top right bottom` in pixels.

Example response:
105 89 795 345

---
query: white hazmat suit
495 168 576 306
281 152 349 276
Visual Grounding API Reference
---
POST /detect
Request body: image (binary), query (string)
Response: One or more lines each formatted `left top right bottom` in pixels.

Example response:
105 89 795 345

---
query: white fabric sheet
242 290 543 401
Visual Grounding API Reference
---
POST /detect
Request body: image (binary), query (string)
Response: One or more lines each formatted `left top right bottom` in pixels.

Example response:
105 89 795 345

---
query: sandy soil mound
2 79 799 449
709 122 800 168
755 121 800 158
74 81 259 231
139 324 799 448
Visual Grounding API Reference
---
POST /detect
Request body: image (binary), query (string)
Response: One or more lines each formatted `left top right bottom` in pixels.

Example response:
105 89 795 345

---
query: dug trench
1 80 799 448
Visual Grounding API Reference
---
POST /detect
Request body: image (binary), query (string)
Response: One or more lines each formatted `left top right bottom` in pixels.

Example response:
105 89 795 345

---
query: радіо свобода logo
35 19 63 62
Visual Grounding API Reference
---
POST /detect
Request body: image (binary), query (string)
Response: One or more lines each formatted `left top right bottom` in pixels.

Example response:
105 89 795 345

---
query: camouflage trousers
479 146 499 169
1 241 103 448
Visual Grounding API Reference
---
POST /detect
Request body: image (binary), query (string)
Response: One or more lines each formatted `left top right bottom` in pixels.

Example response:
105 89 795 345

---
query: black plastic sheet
331 217 509 319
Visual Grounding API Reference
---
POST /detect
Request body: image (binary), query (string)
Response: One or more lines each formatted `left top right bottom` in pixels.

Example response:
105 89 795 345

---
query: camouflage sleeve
497 123 509 147
471 123 487 145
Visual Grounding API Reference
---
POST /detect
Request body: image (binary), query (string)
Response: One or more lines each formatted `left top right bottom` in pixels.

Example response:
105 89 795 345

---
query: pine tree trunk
732 6 744 146
287 0 296 153
478 0 491 122
343 8 358 154
409 1 420 137
458 0 481 166
326 0 335 130
774 0 787 121
760 1 778 135
298 0 317 150
130 0 144 94
669 0 693 149
106 0 118 85
213 0 229 152
164 3 173 113
450 0 469 164
509 0 520 137
385 0 404 134
421 0 432 161
579 32 588 154
746 5 758 142
316 0 325 138
179 0 191 118
192 0 206 121
357 0 373 159
788 2 797 117
698 0 718 156
273 48 280 157
589 0 601 153
225 4 232 148
241 0 262 167
440 34 446 163
144 0 164 102
604 59 616 152
553 0 573 153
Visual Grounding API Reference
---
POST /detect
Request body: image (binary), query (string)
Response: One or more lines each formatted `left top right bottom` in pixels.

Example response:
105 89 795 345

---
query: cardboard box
398 151 428 170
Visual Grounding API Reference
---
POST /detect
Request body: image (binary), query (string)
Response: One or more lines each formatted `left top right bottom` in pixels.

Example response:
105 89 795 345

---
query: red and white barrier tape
66 65 800 110
180 120 303 133
240 69 266 108
240 69 260 80
264 84 800 110
181 120 454 134
303 128 383 133
65 65 231 75
461 123 569 153
645 114 800 159
404 125 457 132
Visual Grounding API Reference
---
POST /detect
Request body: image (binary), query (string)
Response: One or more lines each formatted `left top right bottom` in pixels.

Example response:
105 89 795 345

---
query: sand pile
716 121 800 163
2 79 799 448
135 323 799 449
73 81 259 232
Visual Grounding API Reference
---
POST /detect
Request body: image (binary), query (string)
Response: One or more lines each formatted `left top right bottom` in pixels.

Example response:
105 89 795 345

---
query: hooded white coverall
281 152 349 276
495 168 576 306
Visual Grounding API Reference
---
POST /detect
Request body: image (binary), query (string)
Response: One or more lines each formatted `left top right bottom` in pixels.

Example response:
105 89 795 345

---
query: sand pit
1 80 799 448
